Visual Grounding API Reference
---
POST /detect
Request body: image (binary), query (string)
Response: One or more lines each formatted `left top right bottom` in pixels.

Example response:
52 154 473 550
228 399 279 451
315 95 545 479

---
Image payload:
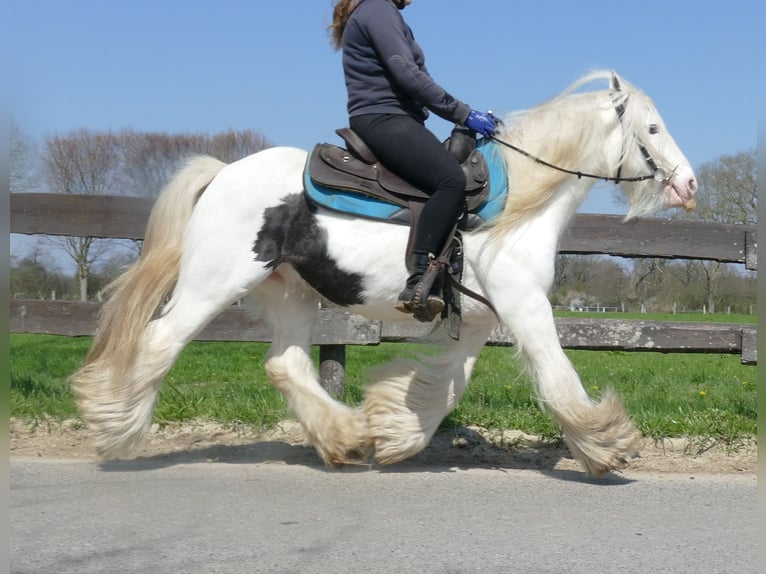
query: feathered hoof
371 434 428 466
315 440 372 467
561 389 642 476
307 408 373 467
566 440 639 476
74 394 152 460
92 428 147 460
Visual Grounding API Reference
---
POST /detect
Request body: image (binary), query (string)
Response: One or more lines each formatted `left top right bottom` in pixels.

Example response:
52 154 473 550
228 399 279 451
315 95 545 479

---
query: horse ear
611 71 622 92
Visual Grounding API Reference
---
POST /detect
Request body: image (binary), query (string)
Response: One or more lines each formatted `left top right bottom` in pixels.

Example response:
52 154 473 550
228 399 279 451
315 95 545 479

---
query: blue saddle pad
303 139 508 227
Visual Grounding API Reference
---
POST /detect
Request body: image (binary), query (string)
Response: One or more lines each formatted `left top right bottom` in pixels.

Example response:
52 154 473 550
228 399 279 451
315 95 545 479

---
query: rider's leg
349 113 466 316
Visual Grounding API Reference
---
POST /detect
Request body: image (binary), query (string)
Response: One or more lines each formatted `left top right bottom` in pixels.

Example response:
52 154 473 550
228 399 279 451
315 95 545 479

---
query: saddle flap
309 143 410 207
378 170 430 200
307 133 492 212
377 148 490 205
317 144 377 182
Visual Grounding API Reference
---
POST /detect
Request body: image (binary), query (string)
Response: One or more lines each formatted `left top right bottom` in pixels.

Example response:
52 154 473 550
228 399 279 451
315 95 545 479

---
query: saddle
307 127 491 230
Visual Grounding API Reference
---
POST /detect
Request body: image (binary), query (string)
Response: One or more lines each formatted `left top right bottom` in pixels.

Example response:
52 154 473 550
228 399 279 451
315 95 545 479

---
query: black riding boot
395 252 445 321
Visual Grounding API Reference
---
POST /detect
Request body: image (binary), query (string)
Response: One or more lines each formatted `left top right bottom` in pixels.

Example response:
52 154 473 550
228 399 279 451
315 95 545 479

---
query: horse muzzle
664 165 698 211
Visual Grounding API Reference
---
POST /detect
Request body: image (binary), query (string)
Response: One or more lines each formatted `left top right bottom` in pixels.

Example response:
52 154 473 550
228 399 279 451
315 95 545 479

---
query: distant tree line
10 123 757 313
11 124 272 300
549 253 756 314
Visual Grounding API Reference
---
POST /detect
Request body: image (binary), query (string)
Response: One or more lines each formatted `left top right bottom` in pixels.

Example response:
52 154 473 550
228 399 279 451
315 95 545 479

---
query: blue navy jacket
341 0 471 124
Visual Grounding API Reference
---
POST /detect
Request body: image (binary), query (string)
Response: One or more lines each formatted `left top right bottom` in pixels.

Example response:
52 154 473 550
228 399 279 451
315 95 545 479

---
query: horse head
610 72 698 218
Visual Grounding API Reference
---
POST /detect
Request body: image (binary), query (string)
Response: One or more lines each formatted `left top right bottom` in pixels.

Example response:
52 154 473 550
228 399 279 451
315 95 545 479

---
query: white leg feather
485 260 640 475
260 270 370 466
363 322 493 465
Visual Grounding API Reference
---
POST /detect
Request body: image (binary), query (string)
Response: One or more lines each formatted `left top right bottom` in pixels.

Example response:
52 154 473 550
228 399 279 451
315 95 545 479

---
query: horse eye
648 124 659 135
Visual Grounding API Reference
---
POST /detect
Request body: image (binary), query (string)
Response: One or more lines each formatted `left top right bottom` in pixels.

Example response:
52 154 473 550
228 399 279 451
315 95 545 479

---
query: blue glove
465 110 497 137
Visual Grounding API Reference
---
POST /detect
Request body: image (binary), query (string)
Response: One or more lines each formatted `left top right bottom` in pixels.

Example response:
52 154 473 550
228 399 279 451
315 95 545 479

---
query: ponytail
329 0 359 50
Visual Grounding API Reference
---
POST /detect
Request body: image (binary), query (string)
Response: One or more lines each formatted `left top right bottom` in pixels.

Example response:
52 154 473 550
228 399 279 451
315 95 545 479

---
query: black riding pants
350 113 466 258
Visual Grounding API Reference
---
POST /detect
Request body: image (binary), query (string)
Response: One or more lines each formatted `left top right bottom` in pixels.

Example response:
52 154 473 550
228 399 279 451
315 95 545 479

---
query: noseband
490 98 677 185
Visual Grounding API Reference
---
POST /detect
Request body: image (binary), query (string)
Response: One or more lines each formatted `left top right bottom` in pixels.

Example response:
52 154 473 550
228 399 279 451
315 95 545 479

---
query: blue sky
10 0 759 218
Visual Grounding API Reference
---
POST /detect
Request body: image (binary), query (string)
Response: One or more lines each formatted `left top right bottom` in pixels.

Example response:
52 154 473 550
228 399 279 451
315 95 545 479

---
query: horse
71 71 698 476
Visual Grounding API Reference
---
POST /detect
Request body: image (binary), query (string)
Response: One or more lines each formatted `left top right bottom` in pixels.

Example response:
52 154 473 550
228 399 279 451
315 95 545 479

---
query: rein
488 100 677 185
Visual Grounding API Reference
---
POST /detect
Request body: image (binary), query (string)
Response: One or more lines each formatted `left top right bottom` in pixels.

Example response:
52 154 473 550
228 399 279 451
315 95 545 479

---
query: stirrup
395 256 445 322
394 293 445 322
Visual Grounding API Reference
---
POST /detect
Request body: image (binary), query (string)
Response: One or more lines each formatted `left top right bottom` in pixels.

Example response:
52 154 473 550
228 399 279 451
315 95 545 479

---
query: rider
330 0 497 318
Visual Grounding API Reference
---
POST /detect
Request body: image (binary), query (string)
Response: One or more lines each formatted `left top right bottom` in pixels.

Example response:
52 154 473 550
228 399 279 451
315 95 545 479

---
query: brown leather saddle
307 127 490 228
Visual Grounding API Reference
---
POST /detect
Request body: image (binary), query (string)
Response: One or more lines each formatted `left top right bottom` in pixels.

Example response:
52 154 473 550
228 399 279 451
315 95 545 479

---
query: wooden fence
10 193 758 392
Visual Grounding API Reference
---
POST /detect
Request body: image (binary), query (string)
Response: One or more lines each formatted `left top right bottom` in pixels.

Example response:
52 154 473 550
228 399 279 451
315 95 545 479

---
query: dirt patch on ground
10 418 756 475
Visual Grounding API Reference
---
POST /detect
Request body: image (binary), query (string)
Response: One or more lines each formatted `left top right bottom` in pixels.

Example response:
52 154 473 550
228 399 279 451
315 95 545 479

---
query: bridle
488 98 678 185
612 101 678 184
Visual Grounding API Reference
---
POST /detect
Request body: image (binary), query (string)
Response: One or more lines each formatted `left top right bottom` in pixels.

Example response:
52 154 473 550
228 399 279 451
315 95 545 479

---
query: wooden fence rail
10 298 757 357
10 194 758 392
11 193 759 268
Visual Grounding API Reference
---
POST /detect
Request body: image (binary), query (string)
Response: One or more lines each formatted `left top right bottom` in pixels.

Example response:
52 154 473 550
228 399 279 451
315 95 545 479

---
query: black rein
487 99 676 185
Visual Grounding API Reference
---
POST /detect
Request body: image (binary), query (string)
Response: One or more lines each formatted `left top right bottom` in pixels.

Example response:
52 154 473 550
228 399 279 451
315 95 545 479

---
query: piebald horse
71 71 697 475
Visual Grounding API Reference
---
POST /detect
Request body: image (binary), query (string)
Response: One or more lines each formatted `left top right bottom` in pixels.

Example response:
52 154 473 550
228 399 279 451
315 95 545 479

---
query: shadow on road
98 426 635 485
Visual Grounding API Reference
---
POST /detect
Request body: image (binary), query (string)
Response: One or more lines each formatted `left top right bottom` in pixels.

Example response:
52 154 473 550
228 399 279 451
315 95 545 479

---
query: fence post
319 344 346 398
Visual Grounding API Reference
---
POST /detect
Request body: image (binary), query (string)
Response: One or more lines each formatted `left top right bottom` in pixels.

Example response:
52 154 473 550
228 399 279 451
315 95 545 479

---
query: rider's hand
465 110 497 137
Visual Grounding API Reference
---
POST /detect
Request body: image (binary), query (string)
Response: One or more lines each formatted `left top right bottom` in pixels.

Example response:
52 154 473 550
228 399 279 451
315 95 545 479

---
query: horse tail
70 156 226 458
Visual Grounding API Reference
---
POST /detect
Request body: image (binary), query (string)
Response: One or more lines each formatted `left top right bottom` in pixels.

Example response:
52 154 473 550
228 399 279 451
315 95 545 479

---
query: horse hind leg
265 346 371 466
258 270 371 466
74 315 187 458
363 322 493 465
74 243 275 459
75 280 260 459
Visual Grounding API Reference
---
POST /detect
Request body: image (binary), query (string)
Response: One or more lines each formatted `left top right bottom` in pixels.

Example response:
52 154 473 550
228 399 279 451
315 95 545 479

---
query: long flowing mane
488 70 650 238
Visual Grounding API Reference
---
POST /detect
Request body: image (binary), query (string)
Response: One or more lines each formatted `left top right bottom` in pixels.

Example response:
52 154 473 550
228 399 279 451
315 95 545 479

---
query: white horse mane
488 70 662 237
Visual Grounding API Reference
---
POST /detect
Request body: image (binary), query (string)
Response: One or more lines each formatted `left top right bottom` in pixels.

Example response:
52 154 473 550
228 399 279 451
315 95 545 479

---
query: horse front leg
492 285 640 475
258 270 370 466
363 321 494 465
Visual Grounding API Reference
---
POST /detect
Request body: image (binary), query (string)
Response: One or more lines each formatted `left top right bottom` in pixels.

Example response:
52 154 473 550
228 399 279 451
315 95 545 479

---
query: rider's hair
329 0 359 51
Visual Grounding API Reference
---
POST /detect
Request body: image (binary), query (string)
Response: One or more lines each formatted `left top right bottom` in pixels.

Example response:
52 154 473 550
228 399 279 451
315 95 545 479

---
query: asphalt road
10 458 756 574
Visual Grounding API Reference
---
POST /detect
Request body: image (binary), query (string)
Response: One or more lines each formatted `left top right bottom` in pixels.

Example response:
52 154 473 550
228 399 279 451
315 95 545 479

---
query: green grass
452 348 756 448
10 334 87 420
10 333 757 447
553 310 757 323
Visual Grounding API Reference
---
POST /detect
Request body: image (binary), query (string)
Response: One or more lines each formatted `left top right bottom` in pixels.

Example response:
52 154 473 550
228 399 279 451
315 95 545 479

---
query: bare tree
551 254 631 308
119 130 206 197
10 121 37 193
586 257 630 306
10 241 74 300
120 129 272 198
554 254 600 292
693 150 757 224
674 149 757 313
626 258 670 309
204 129 272 163
41 129 122 300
